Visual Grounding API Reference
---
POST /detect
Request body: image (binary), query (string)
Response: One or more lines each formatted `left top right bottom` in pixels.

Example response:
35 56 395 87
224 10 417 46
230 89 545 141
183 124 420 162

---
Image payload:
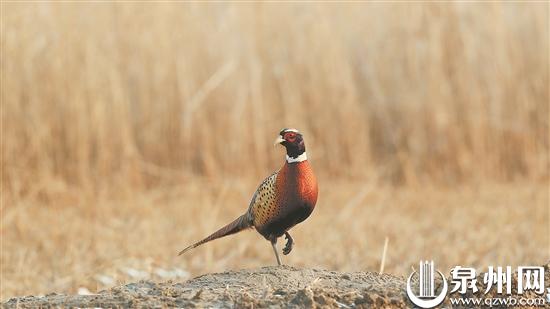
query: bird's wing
246 171 279 223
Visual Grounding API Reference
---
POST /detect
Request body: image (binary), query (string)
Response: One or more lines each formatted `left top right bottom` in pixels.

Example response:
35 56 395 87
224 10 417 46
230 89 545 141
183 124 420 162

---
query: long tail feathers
178 214 251 256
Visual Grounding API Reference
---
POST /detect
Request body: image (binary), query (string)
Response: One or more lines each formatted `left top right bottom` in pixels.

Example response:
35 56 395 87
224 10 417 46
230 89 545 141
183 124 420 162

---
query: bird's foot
283 232 293 255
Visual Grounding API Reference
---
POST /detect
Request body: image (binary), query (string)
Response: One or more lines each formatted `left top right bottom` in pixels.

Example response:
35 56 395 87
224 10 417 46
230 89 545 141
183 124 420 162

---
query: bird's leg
270 238 282 266
283 232 294 255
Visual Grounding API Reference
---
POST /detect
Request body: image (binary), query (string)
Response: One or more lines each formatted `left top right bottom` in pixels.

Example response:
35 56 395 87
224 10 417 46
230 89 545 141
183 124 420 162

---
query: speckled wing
247 171 279 228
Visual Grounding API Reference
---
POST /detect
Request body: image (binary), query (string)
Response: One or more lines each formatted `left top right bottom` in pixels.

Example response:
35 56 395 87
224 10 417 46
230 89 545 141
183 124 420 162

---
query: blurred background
1 2 548 299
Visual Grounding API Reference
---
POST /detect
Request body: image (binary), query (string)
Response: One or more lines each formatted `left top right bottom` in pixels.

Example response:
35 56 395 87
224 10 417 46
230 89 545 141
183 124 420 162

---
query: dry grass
2 2 548 187
1 2 548 300
1 181 548 299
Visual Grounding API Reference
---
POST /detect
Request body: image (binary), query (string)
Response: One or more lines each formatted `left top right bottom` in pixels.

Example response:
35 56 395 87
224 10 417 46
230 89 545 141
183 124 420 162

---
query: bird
178 128 318 265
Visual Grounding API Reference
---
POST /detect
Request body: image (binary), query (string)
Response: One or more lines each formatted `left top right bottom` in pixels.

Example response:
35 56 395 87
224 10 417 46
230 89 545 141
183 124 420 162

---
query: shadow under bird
178 128 318 265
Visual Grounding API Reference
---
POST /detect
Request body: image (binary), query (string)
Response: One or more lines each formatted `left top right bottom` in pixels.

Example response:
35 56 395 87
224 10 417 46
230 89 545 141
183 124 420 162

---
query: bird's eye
285 132 296 140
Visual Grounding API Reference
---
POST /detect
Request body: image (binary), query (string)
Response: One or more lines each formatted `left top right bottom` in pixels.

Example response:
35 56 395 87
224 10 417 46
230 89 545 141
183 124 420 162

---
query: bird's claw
283 233 293 255
282 242 292 255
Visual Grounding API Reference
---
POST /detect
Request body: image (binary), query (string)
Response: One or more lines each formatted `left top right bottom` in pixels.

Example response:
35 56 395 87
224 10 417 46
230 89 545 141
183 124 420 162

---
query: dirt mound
3 266 410 308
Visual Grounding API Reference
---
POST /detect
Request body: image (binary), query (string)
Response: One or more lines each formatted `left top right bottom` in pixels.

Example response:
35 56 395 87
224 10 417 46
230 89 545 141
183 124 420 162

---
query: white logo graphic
407 260 448 308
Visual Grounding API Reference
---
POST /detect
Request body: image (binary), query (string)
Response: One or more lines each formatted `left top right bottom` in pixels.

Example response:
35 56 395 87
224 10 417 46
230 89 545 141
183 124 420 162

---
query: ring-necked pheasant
178 128 318 265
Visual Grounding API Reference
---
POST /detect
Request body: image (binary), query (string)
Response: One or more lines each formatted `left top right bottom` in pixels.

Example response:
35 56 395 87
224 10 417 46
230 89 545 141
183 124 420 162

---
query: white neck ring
286 152 307 163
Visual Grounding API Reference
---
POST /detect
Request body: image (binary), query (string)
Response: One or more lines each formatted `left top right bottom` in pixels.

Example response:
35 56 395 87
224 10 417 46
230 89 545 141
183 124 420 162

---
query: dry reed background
1 2 549 299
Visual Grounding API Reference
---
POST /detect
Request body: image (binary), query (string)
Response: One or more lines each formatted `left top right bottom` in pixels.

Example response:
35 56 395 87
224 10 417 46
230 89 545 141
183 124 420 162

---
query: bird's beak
273 136 285 146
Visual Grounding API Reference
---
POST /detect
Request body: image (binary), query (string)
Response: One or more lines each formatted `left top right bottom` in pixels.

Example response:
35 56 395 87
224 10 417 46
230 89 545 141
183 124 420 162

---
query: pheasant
178 128 318 265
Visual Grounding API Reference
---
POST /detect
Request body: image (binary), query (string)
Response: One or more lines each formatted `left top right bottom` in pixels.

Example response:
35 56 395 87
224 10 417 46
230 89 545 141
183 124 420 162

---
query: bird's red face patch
284 132 297 142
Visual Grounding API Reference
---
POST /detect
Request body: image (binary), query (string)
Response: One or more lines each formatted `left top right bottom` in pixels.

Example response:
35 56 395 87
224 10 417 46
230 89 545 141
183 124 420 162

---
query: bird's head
274 128 307 163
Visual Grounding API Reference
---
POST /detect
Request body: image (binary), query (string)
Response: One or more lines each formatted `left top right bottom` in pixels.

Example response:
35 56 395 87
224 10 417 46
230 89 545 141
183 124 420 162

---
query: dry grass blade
379 237 389 275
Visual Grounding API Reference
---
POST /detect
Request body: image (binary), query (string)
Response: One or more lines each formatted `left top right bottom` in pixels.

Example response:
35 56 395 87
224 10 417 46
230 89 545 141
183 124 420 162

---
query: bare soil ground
4 266 410 308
